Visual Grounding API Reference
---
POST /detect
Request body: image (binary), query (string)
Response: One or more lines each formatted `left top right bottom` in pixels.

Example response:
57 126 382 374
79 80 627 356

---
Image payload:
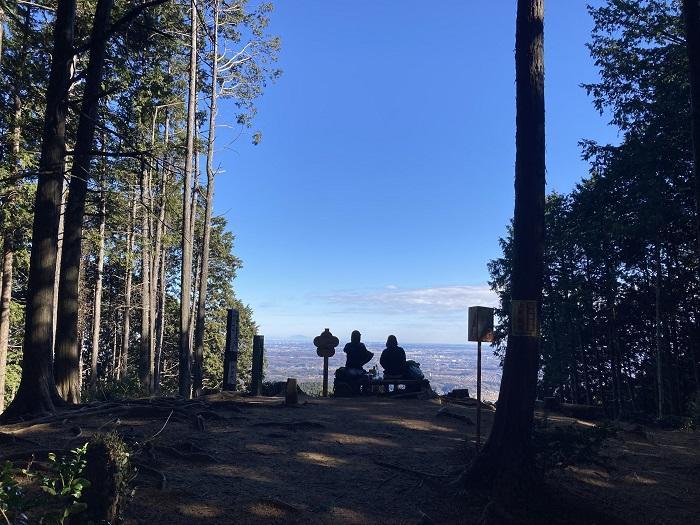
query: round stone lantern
313 328 339 397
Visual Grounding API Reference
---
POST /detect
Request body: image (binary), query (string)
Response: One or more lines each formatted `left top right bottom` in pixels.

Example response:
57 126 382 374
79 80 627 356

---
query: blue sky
213 0 619 344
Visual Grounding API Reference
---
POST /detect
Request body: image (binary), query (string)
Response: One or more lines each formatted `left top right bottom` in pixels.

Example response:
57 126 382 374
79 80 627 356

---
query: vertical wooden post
476 338 482 449
251 334 264 396
468 306 492 450
322 356 329 397
313 328 338 397
222 309 239 391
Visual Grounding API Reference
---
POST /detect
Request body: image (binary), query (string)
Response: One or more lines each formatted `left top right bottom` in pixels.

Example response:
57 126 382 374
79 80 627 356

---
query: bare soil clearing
1 395 698 524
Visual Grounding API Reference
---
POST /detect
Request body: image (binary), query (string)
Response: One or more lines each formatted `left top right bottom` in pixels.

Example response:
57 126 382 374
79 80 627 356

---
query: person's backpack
405 360 424 380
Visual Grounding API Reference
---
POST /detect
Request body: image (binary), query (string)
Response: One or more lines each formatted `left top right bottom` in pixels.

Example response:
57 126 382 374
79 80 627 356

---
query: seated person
381 336 425 384
380 335 406 376
343 330 374 370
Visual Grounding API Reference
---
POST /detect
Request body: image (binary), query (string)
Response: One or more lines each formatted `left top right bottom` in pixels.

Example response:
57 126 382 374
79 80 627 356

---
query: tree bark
0 238 13 413
54 0 114 403
465 0 545 488
193 2 219 397
139 160 152 392
53 186 66 350
153 112 170 393
89 179 106 392
1 0 76 421
120 190 137 379
683 0 700 272
179 0 197 399
655 242 664 419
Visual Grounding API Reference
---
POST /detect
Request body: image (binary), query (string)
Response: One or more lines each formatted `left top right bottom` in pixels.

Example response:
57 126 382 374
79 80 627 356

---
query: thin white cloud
321 284 497 315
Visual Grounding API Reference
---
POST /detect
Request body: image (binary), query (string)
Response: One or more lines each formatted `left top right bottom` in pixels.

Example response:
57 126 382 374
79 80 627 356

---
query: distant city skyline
213 1 618 344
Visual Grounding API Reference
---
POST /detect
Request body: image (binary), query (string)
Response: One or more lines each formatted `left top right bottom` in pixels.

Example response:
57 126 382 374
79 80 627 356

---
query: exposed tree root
153 445 216 463
373 460 448 479
133 461 167 490
251 420 325 431
0 431 40 447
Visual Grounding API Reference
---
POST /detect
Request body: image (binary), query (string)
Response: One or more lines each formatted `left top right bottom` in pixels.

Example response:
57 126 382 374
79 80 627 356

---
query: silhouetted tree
466 0 545 487
1 0 77 421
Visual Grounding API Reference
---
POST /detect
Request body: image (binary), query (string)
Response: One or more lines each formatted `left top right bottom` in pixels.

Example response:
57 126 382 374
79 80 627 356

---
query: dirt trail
126 396 476 524
1 396 698 524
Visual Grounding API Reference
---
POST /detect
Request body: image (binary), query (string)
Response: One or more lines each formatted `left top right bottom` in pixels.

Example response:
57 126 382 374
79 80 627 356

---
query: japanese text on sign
511 300 539 337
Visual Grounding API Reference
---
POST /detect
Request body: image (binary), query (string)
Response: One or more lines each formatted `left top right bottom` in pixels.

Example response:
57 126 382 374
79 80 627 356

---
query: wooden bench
372 376 429 395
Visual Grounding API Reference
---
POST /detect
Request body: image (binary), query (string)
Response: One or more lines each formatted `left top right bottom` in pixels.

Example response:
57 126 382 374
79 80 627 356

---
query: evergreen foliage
489 0 699 419
0 0 279 413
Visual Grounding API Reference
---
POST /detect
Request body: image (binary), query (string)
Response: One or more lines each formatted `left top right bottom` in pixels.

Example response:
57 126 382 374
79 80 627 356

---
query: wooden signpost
222 309 239 391
313 329 339 397
468 306 494 449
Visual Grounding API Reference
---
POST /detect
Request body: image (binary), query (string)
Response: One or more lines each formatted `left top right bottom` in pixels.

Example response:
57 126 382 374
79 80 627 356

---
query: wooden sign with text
511 300 539 337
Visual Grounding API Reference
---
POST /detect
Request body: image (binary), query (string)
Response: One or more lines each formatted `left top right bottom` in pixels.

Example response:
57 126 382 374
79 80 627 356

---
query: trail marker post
223 309 239 391
468 306 495 449
313 329 339 397
251 335 264 396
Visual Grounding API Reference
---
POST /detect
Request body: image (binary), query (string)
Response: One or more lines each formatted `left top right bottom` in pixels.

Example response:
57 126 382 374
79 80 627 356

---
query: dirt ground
1 394 698 524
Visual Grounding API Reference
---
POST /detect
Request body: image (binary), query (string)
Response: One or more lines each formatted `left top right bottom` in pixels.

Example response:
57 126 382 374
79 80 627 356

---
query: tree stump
78 433 131 524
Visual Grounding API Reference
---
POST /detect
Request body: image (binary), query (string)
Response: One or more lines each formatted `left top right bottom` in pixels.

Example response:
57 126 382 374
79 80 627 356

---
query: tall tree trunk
188 140 200 358
466 0 545 488
154 247 167 393
153 112 170 393
0 7 4 61
577 326 592 405
139 161 152 392
1 0 77 421
111 315 118 378
189 248 200 353
655 242 664 419
683 0 700 271
53 187 66 350
179 0 197 399
54 0 114 403
0 5 30 414
0 238 13 412
193 2 219 397
89 178 106 392
120 190 137 378
682 1 700 396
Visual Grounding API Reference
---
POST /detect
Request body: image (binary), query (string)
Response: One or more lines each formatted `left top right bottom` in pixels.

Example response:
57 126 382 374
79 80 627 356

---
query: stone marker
223 309 239 391
286 378 298 405
251 335 264 396
313 328 339 397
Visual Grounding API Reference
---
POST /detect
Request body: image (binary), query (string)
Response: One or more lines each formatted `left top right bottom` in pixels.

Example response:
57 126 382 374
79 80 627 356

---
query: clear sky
213 0 619 344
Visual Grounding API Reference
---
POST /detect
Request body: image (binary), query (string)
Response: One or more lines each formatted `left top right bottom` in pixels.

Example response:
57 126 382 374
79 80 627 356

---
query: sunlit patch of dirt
323 432 399 447
374 416 456 433
177 502 224 518
296 450 349 467
204 463 275 483
246 443 283 455
328 506 370 523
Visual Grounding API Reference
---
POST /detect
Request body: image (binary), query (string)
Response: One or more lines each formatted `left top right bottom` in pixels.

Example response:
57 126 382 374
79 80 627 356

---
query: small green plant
533 420 616 470
39 444 91 524
83 376 145 402
1 460 26 519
